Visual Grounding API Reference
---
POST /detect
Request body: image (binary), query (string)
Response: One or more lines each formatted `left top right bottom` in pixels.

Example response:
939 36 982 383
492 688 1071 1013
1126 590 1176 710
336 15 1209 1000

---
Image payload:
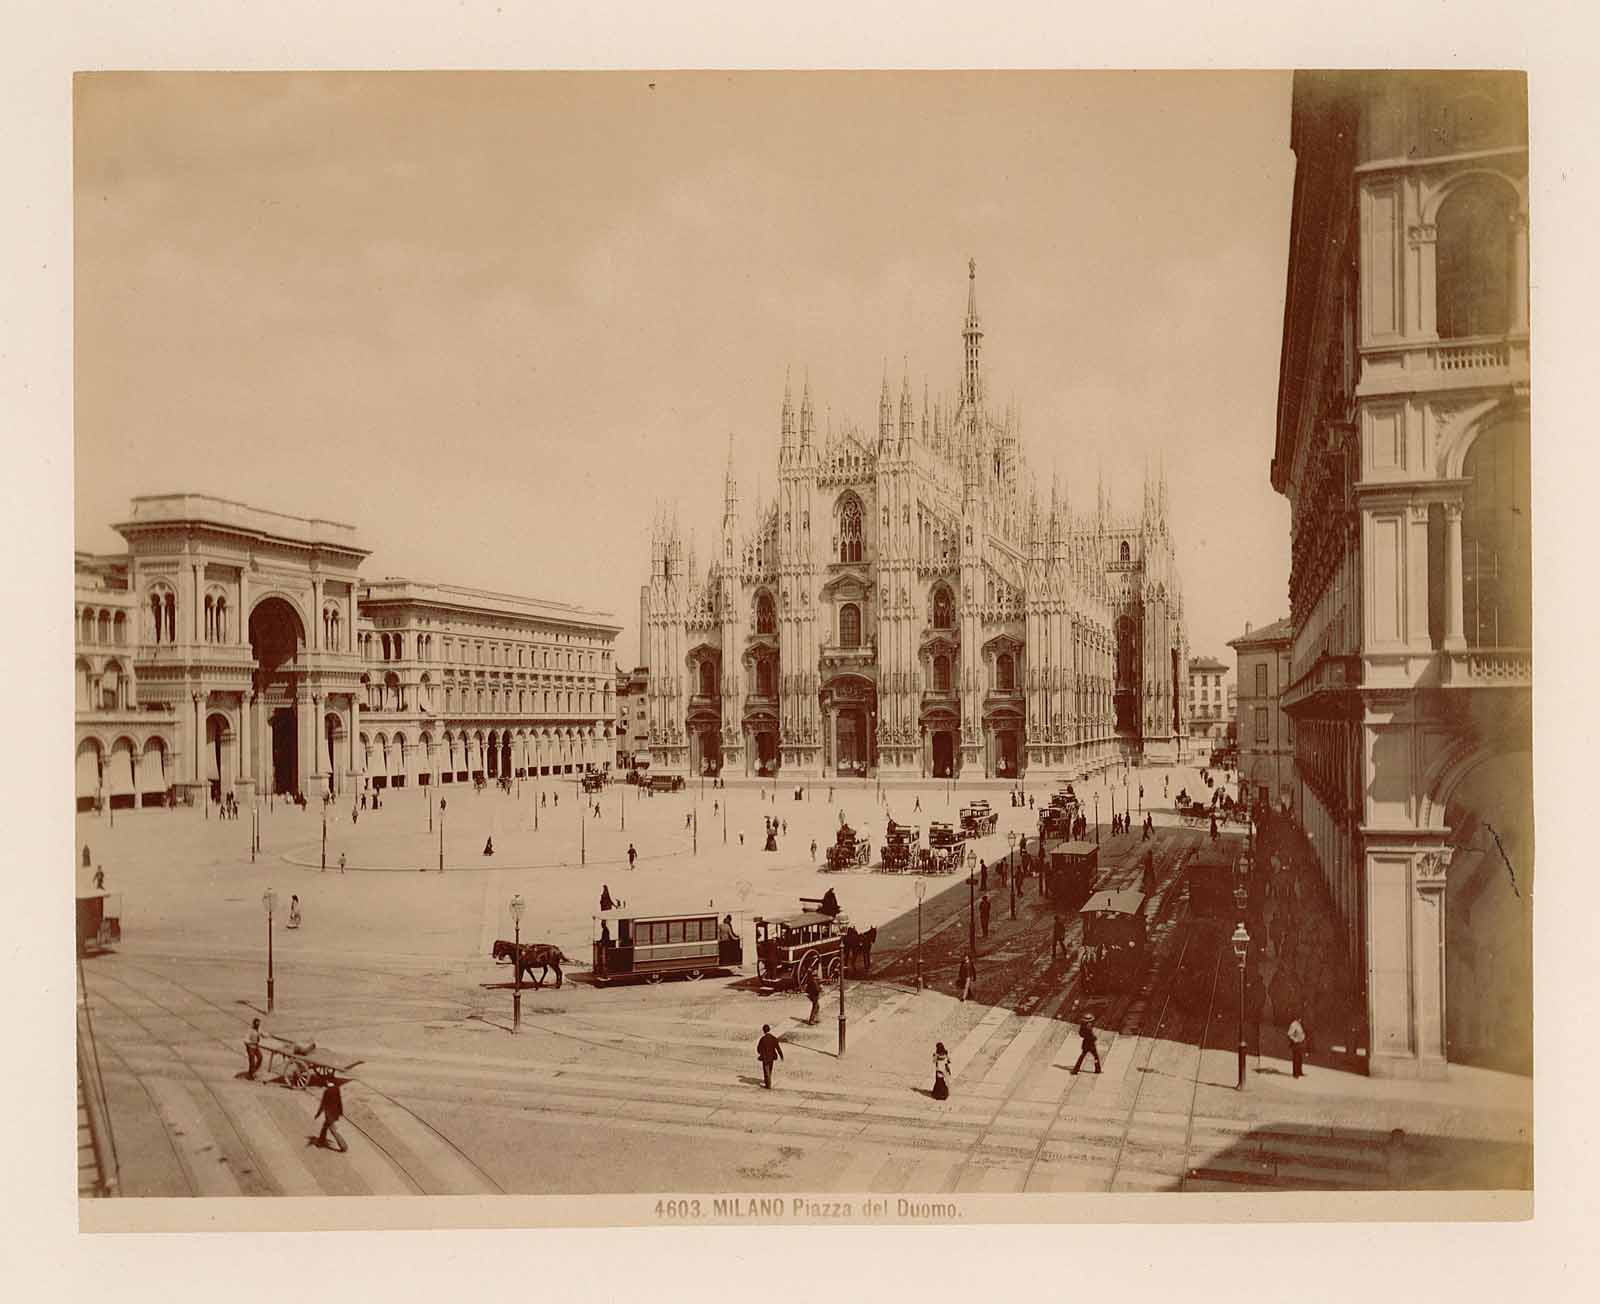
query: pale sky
75 71 1295 663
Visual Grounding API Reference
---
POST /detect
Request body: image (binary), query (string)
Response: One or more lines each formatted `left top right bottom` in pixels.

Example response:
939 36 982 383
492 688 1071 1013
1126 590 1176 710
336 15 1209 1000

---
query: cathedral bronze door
931 731 956 779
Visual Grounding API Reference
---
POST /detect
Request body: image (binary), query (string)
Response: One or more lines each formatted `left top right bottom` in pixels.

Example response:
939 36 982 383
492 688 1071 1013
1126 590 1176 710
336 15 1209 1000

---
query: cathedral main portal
821 675 876 778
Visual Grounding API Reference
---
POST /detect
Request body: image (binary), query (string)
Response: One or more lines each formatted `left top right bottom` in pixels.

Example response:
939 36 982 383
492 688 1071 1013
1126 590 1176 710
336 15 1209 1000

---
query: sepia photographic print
49 49 1557 1249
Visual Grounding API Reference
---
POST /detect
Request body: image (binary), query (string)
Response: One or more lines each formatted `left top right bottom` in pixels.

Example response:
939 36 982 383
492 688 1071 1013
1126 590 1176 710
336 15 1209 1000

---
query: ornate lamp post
966 848 978 954
321 799 327 871
913 878 926 991
1007 828 1018 920
438 797 446 872
1093 791 1100 845
261 888 277 1013
1231 919 1250 1090
509 893 526 1034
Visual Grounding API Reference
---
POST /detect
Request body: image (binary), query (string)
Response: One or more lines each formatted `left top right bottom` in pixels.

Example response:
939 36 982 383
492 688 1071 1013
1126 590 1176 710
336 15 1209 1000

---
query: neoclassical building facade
642 264 1188 781
74 495 617 810
1274 72 1530 1077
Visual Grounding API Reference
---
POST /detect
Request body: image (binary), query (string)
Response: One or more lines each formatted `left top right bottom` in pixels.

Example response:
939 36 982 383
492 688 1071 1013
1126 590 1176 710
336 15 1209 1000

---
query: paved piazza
77 764 1530 1202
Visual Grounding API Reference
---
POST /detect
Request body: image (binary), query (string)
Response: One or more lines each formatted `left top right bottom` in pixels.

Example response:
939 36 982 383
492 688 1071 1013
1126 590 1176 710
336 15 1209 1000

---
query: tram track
81 964 504 1196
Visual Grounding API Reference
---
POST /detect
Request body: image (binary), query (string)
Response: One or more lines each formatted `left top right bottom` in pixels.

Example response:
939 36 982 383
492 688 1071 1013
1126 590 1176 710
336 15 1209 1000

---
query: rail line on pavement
82 964 504 1196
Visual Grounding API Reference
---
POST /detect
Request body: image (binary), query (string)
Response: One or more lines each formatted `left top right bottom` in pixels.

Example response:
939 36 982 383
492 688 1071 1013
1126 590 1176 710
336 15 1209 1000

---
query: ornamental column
1511 211 1529 333
1443 502 1466 650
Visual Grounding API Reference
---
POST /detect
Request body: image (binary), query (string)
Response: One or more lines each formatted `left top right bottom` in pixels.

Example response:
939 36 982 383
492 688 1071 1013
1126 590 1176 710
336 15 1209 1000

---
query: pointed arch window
1120 540 1131 563
757 657 776 697
699 660 717 697
932 587 953 629
839 496 863 564
839 603 861 649
933 653 952 693
755 592 776 635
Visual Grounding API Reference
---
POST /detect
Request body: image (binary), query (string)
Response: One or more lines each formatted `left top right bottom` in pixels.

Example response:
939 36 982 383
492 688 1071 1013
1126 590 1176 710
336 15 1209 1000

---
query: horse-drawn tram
1079 889 1149 994
1043 840 1099 908
753 909 846 989
1184 847 1239 920
592 909 743 985
959 801 998 837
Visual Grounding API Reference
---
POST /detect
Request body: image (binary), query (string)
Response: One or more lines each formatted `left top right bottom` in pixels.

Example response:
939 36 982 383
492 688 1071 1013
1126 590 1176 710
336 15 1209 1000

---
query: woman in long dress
287 894 302 930
931 1042 952 1100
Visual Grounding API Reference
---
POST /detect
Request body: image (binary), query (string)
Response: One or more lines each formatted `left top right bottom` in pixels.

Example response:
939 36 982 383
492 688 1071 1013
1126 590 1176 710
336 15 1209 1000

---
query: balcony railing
1442 646 1532 688
1281 653 1362 714
1433 338 1510 372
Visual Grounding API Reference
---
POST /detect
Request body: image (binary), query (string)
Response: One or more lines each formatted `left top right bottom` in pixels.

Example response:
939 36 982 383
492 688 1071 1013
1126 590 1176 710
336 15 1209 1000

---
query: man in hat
1071 1013 1103 1075
756 1024 784 1089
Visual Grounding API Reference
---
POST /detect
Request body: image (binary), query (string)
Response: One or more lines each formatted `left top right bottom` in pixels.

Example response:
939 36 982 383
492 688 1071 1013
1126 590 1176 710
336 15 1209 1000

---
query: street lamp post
1094 791 1100 845
581 794 586 865
913 879 926 991
621 779 626 832
693 809 697 855
438 798 446 872
1007 829 1018 920
966 849 977 954
321 801 327 871
837 912 848 1057
1231 919 1250 1090
509 893 526 1034
262 888 277 1014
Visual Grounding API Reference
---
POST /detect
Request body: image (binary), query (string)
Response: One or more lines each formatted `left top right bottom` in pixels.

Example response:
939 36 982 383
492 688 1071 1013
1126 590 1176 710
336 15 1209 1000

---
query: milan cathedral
642 263 1188 781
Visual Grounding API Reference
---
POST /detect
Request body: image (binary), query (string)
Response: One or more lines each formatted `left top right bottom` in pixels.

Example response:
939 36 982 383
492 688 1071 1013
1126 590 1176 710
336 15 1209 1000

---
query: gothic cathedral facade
642 264 1188 781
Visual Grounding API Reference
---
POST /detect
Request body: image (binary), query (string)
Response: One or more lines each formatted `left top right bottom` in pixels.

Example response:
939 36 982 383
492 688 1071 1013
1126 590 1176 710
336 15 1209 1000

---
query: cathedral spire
723 433 738 520
799 373 814 448
879 359 893 448
962 257 984 411
781 366 795 448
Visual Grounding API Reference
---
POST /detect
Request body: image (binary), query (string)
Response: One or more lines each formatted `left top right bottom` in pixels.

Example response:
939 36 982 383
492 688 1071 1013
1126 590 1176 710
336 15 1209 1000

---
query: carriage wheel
286 1062 309 1090
796 952 818 990
647 971 664 985
824 954 842 980
685 968 704 981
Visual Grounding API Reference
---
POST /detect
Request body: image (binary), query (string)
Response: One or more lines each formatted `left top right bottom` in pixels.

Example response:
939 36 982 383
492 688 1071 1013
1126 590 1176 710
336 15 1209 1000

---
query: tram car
959 801 998 837
1079 889 1149 994
753 908 846 989
881 820 922 871
825 822 871 870
927 820 961 849
645 773 685 793
592 909 743 985
1043 840 1098 908
1185 847 1241 920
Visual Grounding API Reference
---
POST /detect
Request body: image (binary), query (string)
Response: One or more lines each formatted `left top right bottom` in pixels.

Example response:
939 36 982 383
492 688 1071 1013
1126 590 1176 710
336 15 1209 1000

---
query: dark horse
842 926 878 975
492 940 570 989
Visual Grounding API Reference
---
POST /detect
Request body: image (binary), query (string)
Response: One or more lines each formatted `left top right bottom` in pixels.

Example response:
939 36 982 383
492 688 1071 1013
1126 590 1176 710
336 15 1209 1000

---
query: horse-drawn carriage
824 822 871 871
959 801 998 838
75 889 122 957
581 771 606 793
1038 788 1082 841
880 820 922 872
754 907 846 989
927 820 960 849
920 842 966 875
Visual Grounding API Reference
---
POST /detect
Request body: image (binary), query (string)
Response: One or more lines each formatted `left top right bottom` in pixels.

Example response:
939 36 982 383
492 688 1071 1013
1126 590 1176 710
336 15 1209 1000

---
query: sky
74 71 1296 665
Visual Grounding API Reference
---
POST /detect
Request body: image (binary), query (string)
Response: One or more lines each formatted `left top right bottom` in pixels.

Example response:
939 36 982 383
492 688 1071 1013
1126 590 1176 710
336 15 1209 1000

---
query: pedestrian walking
338 852 346 874
93 866 106 891
756 1024 783 1089
804 968 821 1025
627 843 637 870
312 1077 348 1152
810 838 818 861
1287 1015 1307 1078
958 952 975 1002
1051 913 1067 961
914 796 921 812
1071 1014 1103 1074
931 1042 952 1100
979 860 988 893
244 1018 263 1079
287 894 302 930
979 893 991 939
600 885 615 912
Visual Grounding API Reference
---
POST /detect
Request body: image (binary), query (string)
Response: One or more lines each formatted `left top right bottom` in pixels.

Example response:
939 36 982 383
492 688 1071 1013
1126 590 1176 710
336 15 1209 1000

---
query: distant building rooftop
1228 617 1294 649
115 493 367 557
359 577 619 633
